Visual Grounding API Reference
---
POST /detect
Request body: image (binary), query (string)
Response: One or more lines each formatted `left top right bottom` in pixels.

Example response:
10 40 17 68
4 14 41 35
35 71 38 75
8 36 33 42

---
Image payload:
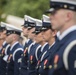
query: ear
52 30 57 37
13 35 16 40
66 11 73 21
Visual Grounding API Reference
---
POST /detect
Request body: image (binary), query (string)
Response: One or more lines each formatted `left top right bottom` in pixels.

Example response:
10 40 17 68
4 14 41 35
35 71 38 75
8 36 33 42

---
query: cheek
40 35 43 41
6 36 9 42
57 12 66 22
51 13 65 29
45 31 51 39
7 36 11 40
53 14 62 24
23 29 26 33
37 35 40 40
26 30 28 33
43 32 48 39
59 14 65 23
32 34 35 38
28 32 31 36
1 34 5 38
7 35 12 40
36 35 41 42
35 36 39 42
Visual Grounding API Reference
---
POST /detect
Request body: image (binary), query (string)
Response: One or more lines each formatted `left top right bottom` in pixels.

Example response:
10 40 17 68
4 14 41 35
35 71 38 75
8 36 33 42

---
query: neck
48 37 55 46
10 41 18 46
40 41 46 46
60 21 76 35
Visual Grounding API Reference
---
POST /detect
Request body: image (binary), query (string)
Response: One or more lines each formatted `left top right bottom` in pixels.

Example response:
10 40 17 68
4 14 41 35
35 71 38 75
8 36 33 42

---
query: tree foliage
0 0 7 21
3 0 49 19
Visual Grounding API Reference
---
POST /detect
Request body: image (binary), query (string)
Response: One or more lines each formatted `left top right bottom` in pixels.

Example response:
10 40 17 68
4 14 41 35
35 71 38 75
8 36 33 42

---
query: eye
51 10 57 15
43 29 48 32
28 28 32 30
35 33 39 35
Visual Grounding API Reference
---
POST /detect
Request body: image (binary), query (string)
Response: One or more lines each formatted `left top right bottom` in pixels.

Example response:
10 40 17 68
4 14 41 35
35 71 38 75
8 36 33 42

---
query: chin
36 41 38 44
6 41 9 44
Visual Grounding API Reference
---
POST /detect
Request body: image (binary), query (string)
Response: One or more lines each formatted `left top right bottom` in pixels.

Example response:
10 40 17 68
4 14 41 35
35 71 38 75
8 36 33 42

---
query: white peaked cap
51 0 76 5
1 22 22 32
0 22 6 27
35 19 42 27
42 14 51 23
24 15 36 23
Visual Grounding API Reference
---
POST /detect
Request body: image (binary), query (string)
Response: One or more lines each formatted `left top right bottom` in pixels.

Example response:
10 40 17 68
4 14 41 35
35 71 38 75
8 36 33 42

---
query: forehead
50 9 68 16
37 32 42 36
0 30 7 33
29 28 35 31
23 27 28 30
22 26 28 29
7 34 14 37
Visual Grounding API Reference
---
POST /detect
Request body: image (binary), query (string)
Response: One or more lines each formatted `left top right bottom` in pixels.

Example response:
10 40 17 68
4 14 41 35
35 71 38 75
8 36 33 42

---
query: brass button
49 65 52 69
43 65 46 69
27 67 29 70
39 66 41 68
19 67 21 70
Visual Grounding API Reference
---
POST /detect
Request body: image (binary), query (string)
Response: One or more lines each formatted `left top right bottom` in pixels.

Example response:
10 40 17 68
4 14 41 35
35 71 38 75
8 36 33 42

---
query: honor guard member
20 15 36 75
4 23 23 75
37 15 56 75
33 19 49 61
22 15 33 50
32 19 50 75
0 22 10 75
28 19 43 75
45 0 76 75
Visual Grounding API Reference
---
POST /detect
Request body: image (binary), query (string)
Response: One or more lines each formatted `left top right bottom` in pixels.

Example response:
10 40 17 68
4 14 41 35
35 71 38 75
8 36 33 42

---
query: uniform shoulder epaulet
5 45 10 55
13 48 23 61
63 40 76 70
28 43 33 54
35 45 41 61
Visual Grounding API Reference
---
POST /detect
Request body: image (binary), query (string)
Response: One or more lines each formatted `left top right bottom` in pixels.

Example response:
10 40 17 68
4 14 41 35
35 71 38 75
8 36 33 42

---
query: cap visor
32 31 36 34
45 8 55 13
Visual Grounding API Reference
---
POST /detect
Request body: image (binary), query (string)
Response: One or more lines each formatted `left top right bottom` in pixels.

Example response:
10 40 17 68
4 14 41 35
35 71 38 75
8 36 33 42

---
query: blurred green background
0 0 49 21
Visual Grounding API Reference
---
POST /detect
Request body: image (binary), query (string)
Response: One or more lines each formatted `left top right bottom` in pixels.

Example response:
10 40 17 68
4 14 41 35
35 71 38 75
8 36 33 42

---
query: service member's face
35 32 44 44
42 29 54 42
6 34 13 44
50 9 68 31
28 28 35 40
22 27 28 37
0 30 7 40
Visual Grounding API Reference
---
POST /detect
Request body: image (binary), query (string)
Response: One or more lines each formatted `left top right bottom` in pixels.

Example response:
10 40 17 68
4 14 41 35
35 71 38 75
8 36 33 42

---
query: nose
41 31 44 35
49 15 53 20
22 27 24 31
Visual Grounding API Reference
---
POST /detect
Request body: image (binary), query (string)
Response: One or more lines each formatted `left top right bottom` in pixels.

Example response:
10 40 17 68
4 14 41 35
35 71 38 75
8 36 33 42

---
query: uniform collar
57 25 76 40
32 41 36 45
3 41 7 46
10 41 19 51
26 39 30 43
26 39 32 43
41 42 48 52
49 42 55 49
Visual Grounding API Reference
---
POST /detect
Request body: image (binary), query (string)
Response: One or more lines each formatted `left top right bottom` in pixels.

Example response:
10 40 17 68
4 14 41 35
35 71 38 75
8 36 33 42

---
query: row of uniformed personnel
0 13 56 75
0 0 76 75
